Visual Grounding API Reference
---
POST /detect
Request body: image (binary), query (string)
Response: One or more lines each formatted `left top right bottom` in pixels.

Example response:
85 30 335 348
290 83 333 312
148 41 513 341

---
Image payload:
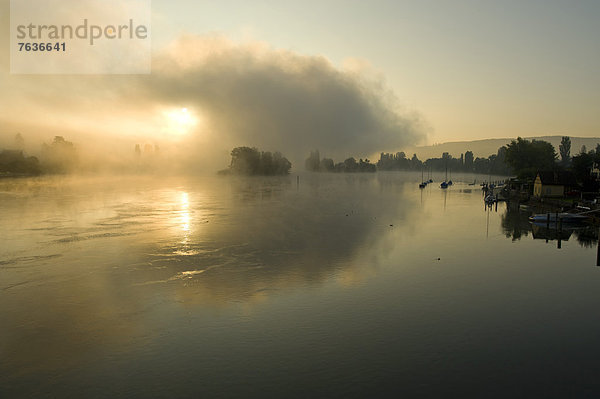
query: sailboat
419 167 426 188
440 164 449 188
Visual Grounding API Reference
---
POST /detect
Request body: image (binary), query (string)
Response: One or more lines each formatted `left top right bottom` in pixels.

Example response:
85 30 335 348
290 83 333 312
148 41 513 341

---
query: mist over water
2 172 600 397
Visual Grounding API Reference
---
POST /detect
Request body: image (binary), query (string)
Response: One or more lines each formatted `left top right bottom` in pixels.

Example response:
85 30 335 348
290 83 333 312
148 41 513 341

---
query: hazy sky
152 0 599 143
1 0 599 166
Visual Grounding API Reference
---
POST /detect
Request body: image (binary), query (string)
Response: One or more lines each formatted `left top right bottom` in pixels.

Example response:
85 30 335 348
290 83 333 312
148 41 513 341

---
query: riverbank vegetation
2 131 600 185
305 150 376 173
0 134 76 177
303 136 600 192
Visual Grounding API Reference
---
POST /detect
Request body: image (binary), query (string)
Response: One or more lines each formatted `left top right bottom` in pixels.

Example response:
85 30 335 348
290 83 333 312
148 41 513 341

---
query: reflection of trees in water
573 226 598 248
500 203 532 241
531 225 597 247
501 203 599 247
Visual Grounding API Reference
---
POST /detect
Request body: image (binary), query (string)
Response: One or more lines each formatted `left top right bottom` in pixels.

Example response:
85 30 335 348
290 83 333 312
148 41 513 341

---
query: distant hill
400 136 600 160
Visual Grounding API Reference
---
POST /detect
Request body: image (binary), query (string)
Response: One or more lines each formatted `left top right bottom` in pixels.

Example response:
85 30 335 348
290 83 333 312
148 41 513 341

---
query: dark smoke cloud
145 35 427 164
0 26 428 171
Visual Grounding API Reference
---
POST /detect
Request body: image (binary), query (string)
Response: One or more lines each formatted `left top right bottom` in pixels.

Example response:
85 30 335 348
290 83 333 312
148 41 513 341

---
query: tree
320 158 334 171
272 152 292 175
229 147 291 175
0 150 40 175
491 146 510 175
410 153 422 170
14 133 24 150
504 137 557 179
261 151 274 174
305 150 320 171
571 152 594 185
343 157 358 172
41 136 78 173
358 158 376 172
464 151 474 171
230 146 261 175
559 136 571 167
377 152 409 170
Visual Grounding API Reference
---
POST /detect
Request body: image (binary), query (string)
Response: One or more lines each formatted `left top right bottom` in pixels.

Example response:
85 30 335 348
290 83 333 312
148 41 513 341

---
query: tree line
503 135 598 189
305 148 510 175
304 136 600 186
305 150 376 173
376 148 510 175
0 134 77 176
4 133 599 184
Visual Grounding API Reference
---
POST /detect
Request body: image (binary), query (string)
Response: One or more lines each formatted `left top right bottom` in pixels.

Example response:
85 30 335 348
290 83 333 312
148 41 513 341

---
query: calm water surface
1 172 599 398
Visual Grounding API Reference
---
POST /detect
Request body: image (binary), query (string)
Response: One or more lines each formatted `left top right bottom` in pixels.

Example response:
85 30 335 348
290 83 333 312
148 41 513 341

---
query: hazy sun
163 107 198 136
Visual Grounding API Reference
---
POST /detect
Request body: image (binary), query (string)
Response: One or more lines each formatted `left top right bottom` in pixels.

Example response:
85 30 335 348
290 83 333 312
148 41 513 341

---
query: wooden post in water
296 175 299 190
596 227 600 266
557 216 562 249
546 213 550 243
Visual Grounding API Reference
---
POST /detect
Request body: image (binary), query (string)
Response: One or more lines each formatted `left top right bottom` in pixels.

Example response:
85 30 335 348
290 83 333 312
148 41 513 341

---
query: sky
151 0 600 142
0 0 599 168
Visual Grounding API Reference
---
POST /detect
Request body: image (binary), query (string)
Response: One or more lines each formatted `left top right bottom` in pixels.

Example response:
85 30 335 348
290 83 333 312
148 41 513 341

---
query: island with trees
220 146 292 176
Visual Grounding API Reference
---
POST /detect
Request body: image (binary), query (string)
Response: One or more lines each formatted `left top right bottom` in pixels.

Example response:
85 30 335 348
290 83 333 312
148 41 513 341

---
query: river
1 172 599 398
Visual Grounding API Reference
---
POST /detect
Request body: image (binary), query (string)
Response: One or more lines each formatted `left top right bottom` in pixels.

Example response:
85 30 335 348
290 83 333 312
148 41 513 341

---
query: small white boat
484 194 496 203
528 213 588 223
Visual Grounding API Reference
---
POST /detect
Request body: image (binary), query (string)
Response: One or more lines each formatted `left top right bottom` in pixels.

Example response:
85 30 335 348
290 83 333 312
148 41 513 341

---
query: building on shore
533 171 578 198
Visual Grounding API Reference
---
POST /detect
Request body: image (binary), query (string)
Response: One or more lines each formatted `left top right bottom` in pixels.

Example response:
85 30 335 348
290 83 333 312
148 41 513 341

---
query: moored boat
528 213 589 223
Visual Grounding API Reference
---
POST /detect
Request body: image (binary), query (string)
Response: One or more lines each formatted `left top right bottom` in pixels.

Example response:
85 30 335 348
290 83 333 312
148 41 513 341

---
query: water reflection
179 192 190 232
574 226 600 248
0 174 420 387
137 174 418 306
500 203 532 241
2 174 600 398
0 174 419 307
500 202 599 247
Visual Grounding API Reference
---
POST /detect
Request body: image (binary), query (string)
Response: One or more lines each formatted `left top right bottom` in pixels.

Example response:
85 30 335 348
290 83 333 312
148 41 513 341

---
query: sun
163 107 198 136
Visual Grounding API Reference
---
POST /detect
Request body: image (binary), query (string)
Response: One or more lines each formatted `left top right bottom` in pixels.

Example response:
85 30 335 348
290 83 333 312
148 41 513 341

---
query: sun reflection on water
180 192 190 232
